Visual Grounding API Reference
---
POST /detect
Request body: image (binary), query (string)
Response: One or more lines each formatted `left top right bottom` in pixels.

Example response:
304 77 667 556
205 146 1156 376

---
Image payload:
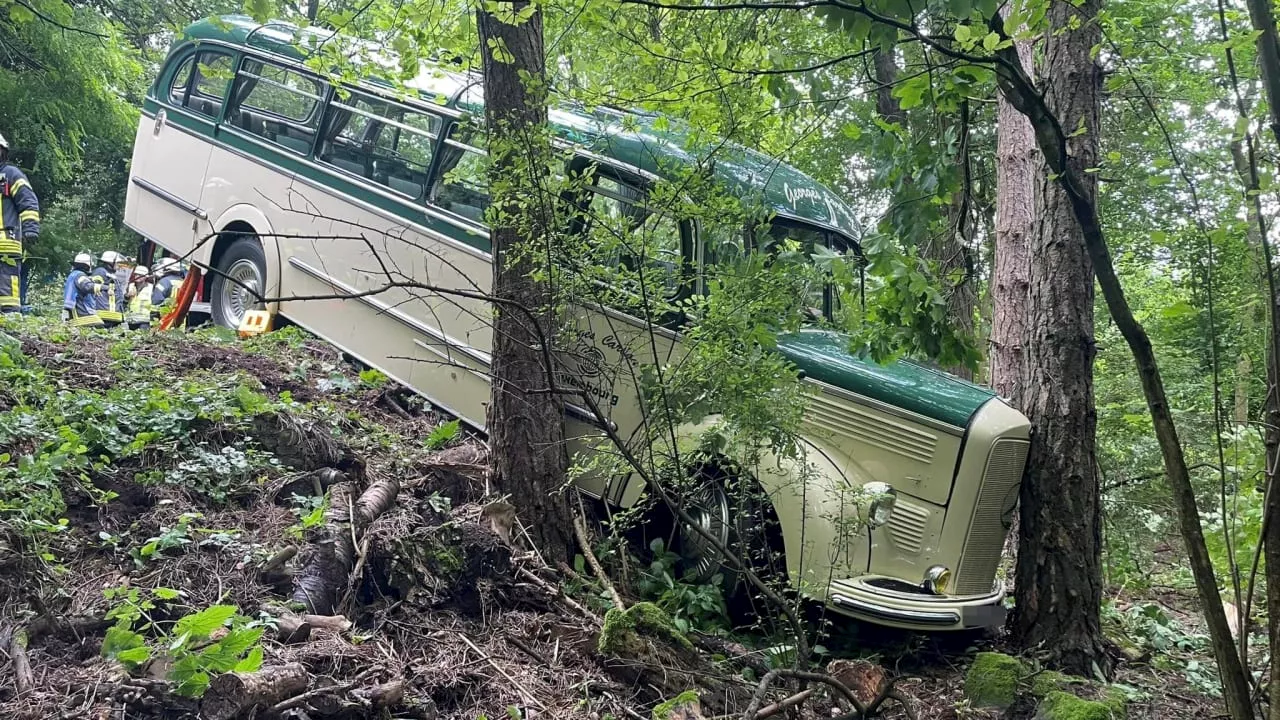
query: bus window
581 175 690 299
431 125 490 224
168 51 233 119
229 59 326 155
320 91 440 199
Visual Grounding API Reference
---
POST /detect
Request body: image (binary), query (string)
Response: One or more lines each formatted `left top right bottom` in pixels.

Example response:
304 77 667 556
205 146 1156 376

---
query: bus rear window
168 51 233 119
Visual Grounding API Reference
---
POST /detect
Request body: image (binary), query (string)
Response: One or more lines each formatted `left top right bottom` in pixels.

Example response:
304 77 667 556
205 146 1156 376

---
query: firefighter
63 253 103 328
91 251 125 327
150 258 184 312
125 265 153 330
0 133 40 314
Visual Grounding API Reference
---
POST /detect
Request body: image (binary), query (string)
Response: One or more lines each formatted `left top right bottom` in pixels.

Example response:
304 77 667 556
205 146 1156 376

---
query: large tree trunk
992 8 1256 717
478 2 574 562
992 37 1035 407
1008 0 1108 676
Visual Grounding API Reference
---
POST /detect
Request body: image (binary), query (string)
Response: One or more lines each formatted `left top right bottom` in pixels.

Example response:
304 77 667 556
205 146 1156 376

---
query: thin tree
478 0 575 561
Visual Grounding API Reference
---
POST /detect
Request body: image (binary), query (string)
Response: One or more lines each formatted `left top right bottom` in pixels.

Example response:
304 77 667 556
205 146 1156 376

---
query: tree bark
992 36 1034 408
478 2 574 562
1008 0 1109 676
201 663 309 720
990 11 1256 718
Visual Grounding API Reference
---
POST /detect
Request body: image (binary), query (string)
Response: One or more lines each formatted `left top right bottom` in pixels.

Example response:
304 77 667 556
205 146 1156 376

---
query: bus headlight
923 565 952 595
862 482 896 529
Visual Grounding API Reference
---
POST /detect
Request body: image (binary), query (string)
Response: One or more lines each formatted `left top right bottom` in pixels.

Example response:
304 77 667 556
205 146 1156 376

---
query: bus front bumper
826 576 1006 631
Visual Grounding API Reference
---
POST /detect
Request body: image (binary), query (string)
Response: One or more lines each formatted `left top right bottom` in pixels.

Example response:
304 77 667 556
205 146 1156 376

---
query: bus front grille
954 438 1029 595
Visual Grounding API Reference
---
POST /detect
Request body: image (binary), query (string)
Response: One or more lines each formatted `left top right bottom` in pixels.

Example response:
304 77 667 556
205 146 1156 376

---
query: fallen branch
292 470 400 614
260 545 298 576
0 624 33 696
201 662 309 720
756 689 813 719
742 669 865 720
517 565 600 623
574 512 624 611
271 667 381 713
457 632 547 711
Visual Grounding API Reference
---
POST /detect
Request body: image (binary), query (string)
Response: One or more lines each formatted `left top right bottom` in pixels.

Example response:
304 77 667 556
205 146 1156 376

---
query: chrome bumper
827 576 1006 631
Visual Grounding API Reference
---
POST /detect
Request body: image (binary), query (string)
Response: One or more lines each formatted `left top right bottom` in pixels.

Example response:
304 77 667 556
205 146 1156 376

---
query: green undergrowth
0 313 429 561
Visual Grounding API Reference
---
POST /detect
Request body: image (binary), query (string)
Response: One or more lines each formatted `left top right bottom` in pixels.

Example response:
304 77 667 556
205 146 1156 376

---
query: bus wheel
210 238 266 330
674 464 785 617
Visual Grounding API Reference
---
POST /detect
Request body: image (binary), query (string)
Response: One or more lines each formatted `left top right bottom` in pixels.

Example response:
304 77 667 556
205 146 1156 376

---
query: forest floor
0 311 1235 719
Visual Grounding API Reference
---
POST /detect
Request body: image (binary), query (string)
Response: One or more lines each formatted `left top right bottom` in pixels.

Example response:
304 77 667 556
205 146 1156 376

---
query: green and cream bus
125 15 1031 631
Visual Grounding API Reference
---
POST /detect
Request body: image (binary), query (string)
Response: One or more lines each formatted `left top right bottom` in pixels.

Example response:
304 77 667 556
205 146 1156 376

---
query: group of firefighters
0 130 187 329
63 251 186 330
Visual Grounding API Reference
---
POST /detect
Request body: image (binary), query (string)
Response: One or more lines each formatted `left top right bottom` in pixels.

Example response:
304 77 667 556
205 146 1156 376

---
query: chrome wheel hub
679 482 732 582
220 258 263 327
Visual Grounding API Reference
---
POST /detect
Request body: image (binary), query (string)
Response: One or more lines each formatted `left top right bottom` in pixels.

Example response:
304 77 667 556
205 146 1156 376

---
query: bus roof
179 15 864 241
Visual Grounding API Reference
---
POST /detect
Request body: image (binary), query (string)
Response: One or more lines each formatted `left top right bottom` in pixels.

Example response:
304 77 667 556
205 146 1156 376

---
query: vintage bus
124 15 1031 630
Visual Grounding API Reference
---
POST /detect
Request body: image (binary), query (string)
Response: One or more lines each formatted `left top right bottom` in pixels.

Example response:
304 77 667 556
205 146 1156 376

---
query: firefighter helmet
73 252 92 267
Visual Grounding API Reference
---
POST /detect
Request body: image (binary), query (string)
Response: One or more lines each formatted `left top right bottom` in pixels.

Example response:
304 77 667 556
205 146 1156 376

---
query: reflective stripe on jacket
90 266 124 321
0 164 39 256
127 284 154 323
151 275 181 309
63 269 101 326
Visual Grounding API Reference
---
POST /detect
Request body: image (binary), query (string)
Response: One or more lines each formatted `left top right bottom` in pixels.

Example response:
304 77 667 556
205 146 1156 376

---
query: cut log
275 469 347 504
292 473 401 615
201 662 308 720
0 624 34 696
275 614 312 643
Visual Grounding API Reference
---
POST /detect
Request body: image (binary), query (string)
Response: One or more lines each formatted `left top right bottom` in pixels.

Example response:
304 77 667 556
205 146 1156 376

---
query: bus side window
430 125 490 224
168 51 232 119
230 59 326 155
582 175 690 299
321 90 440 199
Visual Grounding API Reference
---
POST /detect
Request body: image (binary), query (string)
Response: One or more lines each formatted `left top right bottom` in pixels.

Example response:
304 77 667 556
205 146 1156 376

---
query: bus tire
210 237 267 330
673 463 786 622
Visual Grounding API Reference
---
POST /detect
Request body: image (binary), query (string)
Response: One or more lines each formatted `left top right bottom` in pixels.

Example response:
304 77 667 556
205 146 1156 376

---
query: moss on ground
964 652 1024 709
598 602 693 657
651 690 699 720
1035 690 1127 720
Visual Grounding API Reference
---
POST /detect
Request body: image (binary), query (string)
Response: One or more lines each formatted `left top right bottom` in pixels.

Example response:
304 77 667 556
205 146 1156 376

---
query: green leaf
234 646 264 673
102 624 145 659
424 419 461 450
173 605 238 640
954 25 972 43
115 646 152 666
152 587 181 601
982 32 1001 52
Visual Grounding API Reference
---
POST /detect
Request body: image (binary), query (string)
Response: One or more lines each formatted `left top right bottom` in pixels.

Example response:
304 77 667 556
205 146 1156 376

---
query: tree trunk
992 37 1035 408
1230 0 1280 697
201 663 309 720
873 47 974 378
1009 0 1108 676
478 2 574 562
992 9 1257 716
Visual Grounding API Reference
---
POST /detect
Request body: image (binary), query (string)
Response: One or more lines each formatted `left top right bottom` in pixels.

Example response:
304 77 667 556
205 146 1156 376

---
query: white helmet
132 265 150 279
155 258 181 275
73 252 92 266
0 134 10 150
100 250 119 265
